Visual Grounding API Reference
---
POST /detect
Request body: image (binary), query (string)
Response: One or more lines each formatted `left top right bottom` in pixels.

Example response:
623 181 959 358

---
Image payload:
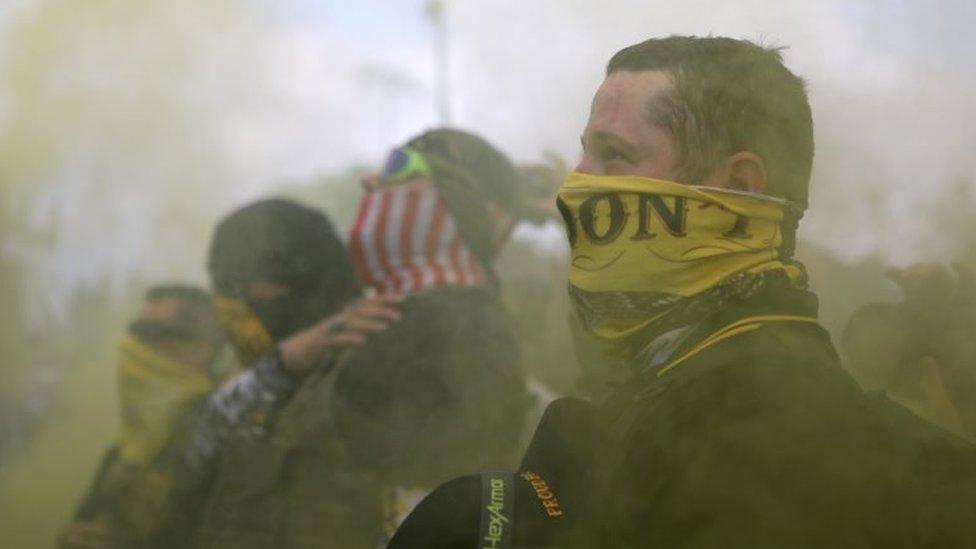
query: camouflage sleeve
180 347 297 483
153 348 297 546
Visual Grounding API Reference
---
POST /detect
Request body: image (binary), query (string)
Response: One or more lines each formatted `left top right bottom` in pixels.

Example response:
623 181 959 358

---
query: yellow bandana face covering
117 335 214 465
557 172 803 363
213 296 275 366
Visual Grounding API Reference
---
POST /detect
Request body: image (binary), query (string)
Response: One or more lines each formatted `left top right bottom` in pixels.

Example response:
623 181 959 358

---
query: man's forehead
139 296 185 323
583 69 675 152
591 70 673 117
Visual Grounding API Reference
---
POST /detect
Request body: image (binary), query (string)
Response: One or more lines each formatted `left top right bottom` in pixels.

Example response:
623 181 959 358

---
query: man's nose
574 155 601 176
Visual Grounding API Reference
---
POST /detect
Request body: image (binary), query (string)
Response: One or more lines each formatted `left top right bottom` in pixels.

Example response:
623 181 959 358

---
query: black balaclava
208 198 361 341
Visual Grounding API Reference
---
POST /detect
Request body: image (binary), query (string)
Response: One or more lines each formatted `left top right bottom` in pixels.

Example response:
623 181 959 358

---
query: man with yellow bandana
552 36 976 548
60 284 224 549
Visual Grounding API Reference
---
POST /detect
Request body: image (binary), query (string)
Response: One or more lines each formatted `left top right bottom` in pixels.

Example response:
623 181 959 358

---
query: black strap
478 472 514 549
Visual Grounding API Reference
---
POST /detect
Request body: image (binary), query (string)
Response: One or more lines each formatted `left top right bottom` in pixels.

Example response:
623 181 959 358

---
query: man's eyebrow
590 131 638 156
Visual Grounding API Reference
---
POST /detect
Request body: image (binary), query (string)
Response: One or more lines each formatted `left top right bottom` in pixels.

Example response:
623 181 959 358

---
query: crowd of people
57 35 976 549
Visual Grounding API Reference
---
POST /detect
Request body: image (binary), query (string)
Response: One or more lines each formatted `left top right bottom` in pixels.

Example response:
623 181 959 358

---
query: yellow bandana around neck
213 296 275 367
117 335 214 466
557 172 803 363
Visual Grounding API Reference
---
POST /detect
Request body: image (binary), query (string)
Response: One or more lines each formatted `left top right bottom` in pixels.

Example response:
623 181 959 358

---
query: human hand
278 294 402 375
519 151 568 224
885 262 954 305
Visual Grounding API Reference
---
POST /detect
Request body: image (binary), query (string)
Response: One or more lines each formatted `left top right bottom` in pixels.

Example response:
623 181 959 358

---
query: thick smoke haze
0 1 974 546
0 0 278 323
2 0 974 322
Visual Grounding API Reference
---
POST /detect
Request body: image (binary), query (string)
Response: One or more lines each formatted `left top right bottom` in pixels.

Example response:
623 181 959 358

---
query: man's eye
603 149 629 163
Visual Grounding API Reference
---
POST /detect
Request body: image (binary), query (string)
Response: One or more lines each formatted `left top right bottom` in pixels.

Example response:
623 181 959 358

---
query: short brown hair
607 36 814 210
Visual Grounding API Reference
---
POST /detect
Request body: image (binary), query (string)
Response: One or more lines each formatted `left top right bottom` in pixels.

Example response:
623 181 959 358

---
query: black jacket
334 285 529 488
571 284 976 548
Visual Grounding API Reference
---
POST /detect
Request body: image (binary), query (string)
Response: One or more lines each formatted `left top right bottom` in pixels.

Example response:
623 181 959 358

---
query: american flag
348 182 488 295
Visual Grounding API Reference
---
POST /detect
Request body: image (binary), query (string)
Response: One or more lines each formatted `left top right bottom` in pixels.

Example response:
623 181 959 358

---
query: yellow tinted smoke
0 2 267 546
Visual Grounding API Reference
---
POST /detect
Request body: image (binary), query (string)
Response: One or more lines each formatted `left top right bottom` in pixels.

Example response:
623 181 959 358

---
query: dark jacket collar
632 273 820 376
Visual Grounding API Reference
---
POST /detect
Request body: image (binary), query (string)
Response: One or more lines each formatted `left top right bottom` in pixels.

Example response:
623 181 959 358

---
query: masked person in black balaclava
334 128 538 538
164 198 401 549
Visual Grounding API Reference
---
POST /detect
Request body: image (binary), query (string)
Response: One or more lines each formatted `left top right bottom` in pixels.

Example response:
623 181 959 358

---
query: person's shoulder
615 317 856 440
651 315 839 385
720 318 859 402
746 316 838 365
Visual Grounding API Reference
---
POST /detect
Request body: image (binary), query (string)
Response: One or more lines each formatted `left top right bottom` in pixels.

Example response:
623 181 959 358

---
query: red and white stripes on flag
348 183 488 295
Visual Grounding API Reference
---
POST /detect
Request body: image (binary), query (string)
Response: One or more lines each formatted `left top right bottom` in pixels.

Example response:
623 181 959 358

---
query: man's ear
727 152 767 193
704 152 767 194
